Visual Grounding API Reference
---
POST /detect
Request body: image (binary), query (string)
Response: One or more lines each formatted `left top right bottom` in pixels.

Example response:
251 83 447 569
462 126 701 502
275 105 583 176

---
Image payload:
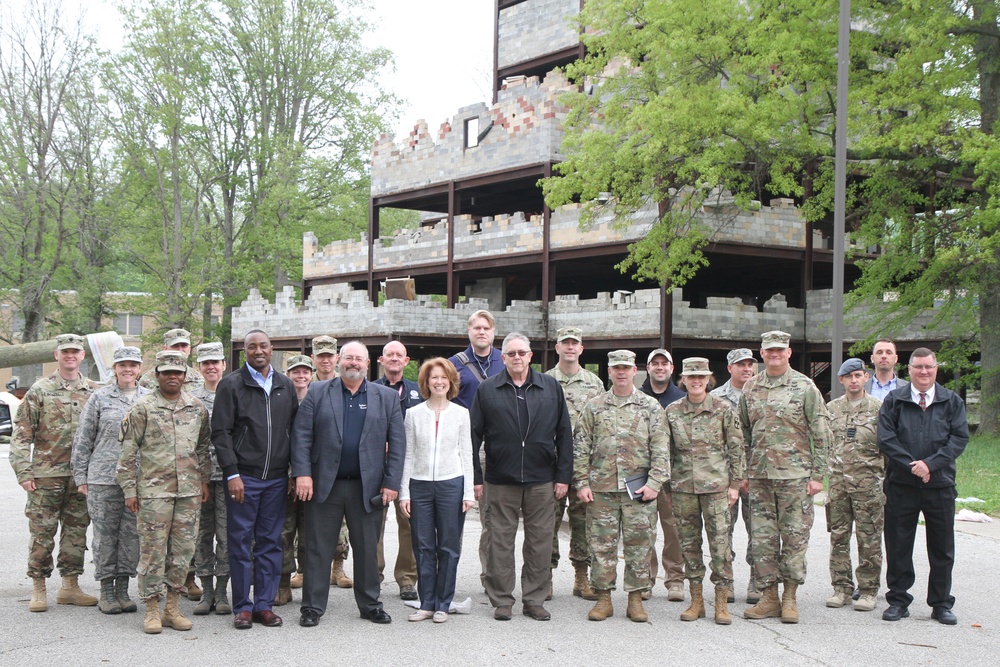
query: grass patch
956 436 1000 516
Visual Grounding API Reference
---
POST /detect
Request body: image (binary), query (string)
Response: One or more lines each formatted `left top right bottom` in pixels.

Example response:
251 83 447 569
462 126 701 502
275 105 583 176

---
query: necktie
919 392 927 411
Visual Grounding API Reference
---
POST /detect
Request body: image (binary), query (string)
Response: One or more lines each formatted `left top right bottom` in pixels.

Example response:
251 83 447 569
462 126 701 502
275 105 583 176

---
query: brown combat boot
573 562 598 600
184 572 202 601
276 573 292 606
744 583 781 619
290 572 304 589
144 596 162 634
56 575 98 606
587 589 614 621
331 559 353 588
781 581 799 624
680 582 705 621
161 590 193 630
29 577 47 612
715 586 732 625
626 590 649 623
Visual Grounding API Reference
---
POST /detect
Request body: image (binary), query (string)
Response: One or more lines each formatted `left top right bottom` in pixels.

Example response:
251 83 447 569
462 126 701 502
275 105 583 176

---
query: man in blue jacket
878 348 968 625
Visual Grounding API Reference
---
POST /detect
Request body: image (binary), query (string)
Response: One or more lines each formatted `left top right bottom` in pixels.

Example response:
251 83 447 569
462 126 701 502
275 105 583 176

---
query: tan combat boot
680 582 705 621
826 586 852 608
56 575 98 606
587 589 614 621
715 586 732 625
572 562 598 600
144 596 162 634
781 582 799 624
29 577 47 612
161 590 193 630
184 571 202 601
744 583 781 619
626 590 649 623
276 573 292 606
290 571 304 589
331 558 353 588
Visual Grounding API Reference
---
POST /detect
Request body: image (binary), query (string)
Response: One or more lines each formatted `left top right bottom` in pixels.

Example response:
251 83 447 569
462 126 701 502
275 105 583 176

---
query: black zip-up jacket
877 382 968 488
212 364 298 481
640 376 685 408
470 367 572 486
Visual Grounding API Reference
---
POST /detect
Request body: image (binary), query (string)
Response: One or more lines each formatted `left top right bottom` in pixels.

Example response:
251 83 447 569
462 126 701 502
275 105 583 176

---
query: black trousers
301 479 385 616
883 481 956 610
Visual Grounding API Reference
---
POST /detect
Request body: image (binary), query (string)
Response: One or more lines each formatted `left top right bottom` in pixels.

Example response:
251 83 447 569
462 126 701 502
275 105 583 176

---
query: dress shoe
882 605 909 622
931 607 957 625
399 584 418 601
494 605 512 621
233 611 253 629
408 609 434 622
432 611 448 623
522 604 551 621
299 609 320 627
251 609 283 627
360 608 392 624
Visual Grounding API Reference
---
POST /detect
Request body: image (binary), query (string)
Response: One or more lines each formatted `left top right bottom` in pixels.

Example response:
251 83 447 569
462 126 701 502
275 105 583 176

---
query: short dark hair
909 347 936 364
873 339 897 353
417 358 460 400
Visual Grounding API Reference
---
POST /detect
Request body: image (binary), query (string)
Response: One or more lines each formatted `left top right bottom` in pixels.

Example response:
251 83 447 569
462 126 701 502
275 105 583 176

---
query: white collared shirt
910 384 935 406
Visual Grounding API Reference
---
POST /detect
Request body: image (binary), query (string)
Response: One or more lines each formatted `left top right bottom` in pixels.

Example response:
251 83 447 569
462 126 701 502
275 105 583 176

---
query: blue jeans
409 477 466 612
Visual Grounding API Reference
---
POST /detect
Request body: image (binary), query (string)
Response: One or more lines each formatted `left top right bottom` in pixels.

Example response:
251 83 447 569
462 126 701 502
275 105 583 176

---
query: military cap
681 357 713 376
647 348 673 364
196 342 225 362
556 327 583 342
312 335 338 355
55 333 85 351
155 350 188 373
608 350 636 367
838 358 865 376
164 328 192 347
286 354 315 372
727 348 754 365
760 330 791 350
113 346 142 364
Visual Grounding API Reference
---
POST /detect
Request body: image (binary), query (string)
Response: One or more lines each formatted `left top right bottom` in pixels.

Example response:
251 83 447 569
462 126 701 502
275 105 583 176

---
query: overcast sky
74 0 494 141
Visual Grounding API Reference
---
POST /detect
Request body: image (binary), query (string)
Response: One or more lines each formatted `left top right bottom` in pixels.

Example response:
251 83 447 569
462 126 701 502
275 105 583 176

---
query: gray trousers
87 483 138 581
484 482 555 608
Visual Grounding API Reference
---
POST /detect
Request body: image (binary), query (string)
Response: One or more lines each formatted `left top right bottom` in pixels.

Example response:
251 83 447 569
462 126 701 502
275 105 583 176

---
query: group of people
9 315 967 632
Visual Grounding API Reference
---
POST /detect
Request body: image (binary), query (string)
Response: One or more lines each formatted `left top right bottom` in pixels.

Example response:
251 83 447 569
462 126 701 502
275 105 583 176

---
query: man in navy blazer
291 341 405 627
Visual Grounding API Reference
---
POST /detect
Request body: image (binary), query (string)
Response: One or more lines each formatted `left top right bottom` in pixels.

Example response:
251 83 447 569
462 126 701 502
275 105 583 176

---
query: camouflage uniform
667 393 744 588
72 382 150 580
546 364 603 568
189 385 228 578
739 368 832 588
575 389 670 592
117 390 212 601
10 372 99 578
826 393 884 595
711 379 755 582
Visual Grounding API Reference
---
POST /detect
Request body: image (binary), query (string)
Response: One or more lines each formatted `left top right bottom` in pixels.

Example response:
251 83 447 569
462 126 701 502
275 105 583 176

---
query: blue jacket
448 345 504 409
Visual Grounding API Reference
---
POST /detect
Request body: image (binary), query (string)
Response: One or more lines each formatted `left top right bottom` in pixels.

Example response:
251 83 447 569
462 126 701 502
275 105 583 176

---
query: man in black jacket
471 332 572 622
212 330 298 629
878 348 968 625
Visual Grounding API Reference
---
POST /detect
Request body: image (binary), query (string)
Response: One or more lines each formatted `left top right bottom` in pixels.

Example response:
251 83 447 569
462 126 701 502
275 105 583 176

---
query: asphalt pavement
0 446 997 665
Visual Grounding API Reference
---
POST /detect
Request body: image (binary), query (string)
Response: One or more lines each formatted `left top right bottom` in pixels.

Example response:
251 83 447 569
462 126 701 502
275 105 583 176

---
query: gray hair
340 340 369 360
382 340 406 356
501 332 531 354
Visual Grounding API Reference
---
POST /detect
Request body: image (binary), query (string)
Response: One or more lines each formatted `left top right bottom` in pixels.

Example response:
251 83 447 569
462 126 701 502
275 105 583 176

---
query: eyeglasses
341 355 367 363
503 350 530 358
908 364 937 371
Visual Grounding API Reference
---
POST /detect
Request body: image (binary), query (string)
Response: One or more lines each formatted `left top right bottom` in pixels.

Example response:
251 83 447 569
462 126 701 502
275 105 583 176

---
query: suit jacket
290 378 405 509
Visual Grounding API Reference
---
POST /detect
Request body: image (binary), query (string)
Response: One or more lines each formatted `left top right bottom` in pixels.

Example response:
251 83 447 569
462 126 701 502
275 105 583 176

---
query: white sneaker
408 610 434 622
432 611 448 623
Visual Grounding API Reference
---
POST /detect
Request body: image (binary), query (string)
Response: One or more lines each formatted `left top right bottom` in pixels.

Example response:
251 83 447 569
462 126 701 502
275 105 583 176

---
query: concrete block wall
805 289 951 343
497 0 580 70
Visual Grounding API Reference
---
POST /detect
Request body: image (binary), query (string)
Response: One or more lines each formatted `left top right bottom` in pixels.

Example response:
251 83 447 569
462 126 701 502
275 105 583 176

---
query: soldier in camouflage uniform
545 327 603 601
189 342 232 616
825 358 884 612
138 328 204 393
574 350 670 623
117 350 212 634
278 354 314 605
10 333 100 612
739 331 832 624
72 346 150 614
667 358 744 625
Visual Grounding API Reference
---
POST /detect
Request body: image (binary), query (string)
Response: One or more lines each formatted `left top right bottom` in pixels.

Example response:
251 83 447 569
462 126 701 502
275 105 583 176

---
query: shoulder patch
119 415 130 442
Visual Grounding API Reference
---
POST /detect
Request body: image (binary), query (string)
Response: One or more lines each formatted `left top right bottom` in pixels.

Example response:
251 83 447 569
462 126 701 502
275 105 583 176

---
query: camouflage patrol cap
608 350 636 367
760 330 791 350
196 342 225 362
113 346 142 364
312 335 338 355
164 328 192 347
556 327 583 342
286 354 315 372
838 358 865 376
55 333 85 351
647 348 673 364
681 357 713 376
727 348 754 365
155 350 188 373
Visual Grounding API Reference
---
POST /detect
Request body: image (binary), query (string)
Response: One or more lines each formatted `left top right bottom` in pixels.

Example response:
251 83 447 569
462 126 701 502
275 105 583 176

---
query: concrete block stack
497 0 580 70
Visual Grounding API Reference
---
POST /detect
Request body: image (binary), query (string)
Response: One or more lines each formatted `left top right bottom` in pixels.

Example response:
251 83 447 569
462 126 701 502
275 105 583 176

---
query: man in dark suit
291 341 405 627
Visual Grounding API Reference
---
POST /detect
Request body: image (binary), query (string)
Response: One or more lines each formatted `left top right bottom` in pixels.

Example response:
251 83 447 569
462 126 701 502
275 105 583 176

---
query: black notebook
625 472 651 501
